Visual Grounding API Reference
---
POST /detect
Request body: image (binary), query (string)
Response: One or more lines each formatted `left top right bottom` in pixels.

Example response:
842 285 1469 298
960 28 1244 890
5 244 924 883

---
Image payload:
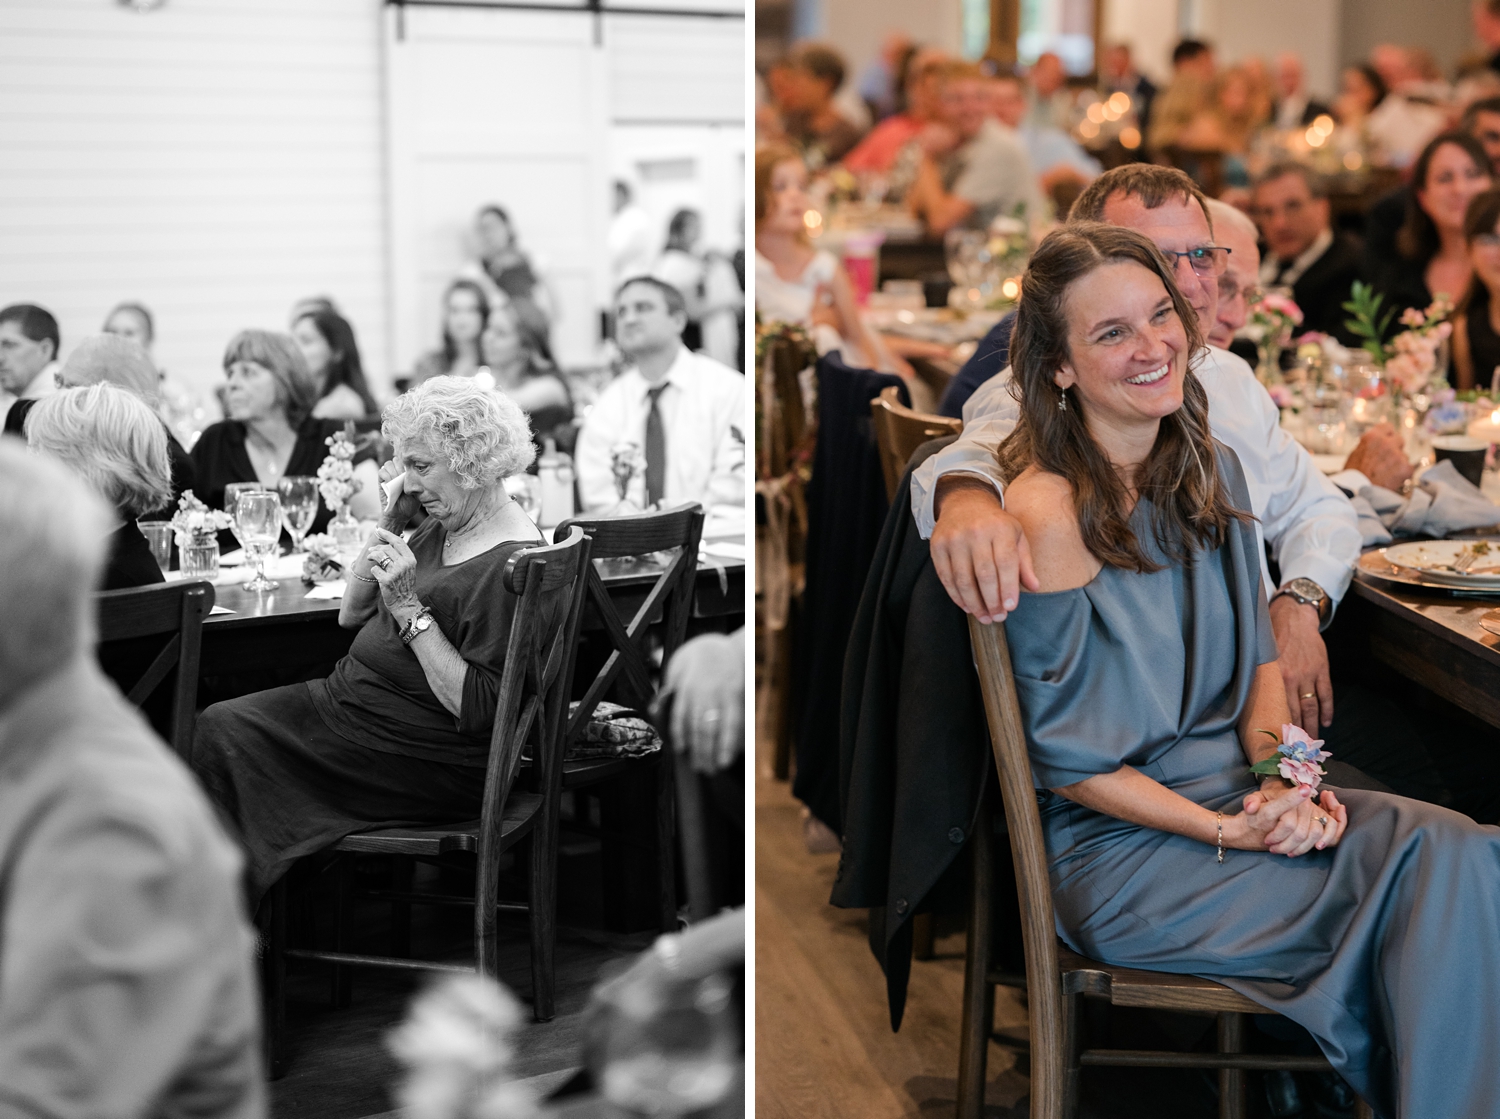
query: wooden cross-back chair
962 617 1373 1119
264 527 591 1077
553 504 706 932
95 580 215 759
869 385 962 504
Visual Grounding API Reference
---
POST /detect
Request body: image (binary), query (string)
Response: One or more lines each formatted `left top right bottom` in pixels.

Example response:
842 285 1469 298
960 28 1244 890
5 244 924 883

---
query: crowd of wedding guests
755 10 1500 415
0 200 747 597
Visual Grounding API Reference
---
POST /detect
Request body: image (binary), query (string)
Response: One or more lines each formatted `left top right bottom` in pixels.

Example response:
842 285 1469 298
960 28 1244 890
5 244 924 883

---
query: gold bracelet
1216 811 1224 864
346 568 376 584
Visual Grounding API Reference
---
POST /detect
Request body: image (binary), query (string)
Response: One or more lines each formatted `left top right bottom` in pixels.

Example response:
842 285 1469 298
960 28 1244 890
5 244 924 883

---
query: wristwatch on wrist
1273 577 1331 625
399 606 434 646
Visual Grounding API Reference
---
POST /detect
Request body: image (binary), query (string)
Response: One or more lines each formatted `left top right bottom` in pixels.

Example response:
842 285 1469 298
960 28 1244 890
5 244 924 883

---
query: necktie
645 383 667 508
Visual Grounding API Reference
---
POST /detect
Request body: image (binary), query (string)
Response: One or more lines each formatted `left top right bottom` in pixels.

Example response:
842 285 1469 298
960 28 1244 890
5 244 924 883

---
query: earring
1058 390 1067 412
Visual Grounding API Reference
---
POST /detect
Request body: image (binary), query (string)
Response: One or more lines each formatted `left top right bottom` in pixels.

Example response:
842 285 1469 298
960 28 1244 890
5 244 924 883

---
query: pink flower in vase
1400 307 1427 328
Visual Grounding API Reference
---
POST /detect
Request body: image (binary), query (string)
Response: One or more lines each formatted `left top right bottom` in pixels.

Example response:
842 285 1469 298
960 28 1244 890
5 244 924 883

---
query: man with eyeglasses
911 165 1371 772
0 304 60 427
1251 162 1362 343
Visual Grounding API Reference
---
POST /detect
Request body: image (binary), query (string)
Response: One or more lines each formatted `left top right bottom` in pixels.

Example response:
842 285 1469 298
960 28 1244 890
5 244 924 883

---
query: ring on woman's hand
1300 692 1316 699
1316 815 1329 826
696 710 721 726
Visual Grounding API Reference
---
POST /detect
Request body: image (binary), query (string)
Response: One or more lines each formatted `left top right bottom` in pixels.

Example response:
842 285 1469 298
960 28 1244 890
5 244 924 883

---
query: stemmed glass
236 491 283 592
224 481 267 554
276 475 319 553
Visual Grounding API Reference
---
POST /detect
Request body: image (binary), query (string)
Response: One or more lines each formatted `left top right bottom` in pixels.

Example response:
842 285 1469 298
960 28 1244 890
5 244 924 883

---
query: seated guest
1450 188 1500 390
907 61 1043 235
654 208 710 352
479 298 574 455
576 277 744 521
1099 42 1156 136
1023 51 1072 132
755 145 915 381
855 31 913 124
1251 162 1362 341
191 329 380 542
778 42 864 169
48 334 196 514
191 376 543 907
0 303 59 425
989 69 1100 200
467 205 553 324
842 50 949 177
26 383 172 590
1147 38 1217 151
1271 51 1332 130
994 220 1500 1119
291 307 379 420
1366 131 1493 319
1203 198 1263 359
1333 63 1385 131
0 441 262 1113
1365 45 1448 168
413 280 490 383
102 300 155 356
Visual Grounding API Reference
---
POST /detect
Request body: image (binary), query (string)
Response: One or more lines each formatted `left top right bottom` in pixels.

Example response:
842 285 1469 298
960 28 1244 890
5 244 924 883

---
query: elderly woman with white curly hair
193 375 543 908
26 381 173 590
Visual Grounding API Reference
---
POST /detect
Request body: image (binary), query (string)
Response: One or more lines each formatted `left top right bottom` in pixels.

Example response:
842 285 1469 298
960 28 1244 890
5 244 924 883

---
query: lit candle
1467 407 1500 446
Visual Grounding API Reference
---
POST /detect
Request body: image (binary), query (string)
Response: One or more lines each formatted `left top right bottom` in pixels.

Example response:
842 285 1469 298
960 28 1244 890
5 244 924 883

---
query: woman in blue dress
998 220 1500 1118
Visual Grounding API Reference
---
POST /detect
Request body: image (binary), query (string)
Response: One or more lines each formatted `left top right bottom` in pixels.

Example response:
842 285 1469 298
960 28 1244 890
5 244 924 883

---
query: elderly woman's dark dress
1007 442 1500 1118
192 518 532 905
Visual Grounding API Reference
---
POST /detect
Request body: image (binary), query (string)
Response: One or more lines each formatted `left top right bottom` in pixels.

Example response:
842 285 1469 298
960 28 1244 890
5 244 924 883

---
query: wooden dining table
198 544 746 682
1344 557 1500 731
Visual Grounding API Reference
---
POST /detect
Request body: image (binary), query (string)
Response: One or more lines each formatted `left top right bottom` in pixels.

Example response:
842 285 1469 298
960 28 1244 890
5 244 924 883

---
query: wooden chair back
95 580 215 759
967 615 1070 1115
479 526 592 884
870 386 963 503
553 504 706 738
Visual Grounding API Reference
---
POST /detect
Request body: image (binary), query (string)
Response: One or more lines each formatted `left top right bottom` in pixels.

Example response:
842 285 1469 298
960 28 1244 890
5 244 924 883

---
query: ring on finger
1300 692 1316 699
1315 815 1329 826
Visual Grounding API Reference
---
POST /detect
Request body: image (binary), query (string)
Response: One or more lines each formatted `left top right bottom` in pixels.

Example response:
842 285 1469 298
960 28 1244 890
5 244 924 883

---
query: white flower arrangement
317 426 363 513
387 976 537 1119
169 490 234 549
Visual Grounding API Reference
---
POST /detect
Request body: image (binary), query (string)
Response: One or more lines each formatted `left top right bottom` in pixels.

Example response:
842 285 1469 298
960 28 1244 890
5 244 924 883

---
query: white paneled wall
0 0 390 399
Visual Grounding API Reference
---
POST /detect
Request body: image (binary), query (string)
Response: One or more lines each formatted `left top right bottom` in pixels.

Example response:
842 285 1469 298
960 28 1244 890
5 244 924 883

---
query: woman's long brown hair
996 222 1252 573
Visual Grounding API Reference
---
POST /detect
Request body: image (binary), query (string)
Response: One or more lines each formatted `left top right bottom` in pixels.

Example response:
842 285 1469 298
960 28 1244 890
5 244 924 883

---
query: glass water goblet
224 481 268 553
235 491 283 592
276 475 319 553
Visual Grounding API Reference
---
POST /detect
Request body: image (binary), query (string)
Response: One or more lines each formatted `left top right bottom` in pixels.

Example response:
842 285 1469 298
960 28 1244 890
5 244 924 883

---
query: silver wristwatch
1273 577 1330 625
400 606 434 646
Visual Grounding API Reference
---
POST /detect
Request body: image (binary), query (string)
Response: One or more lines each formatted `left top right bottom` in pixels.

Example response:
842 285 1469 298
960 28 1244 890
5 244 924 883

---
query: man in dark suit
1272 52 1332 131
1252 161 1361 342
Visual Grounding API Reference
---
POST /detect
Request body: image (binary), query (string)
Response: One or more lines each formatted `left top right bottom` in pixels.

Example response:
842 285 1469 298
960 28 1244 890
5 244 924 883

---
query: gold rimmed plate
1358 550 1500 596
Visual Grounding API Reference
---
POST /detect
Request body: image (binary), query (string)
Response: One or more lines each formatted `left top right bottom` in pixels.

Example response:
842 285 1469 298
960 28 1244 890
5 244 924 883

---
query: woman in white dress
754 144 917 387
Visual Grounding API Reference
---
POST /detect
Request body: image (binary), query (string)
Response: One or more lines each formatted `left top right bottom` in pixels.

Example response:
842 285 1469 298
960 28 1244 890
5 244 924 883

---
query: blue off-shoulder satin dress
1004 443 1500 1119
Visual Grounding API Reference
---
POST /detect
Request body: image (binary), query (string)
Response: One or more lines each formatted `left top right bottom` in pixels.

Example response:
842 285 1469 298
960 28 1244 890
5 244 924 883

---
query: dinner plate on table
1382 541 1500 588
1358 550 1500 596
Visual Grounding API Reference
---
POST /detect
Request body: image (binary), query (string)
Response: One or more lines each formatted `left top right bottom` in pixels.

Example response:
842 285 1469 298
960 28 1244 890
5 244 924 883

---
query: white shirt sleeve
909 367 1019 538
1196 349 1361 610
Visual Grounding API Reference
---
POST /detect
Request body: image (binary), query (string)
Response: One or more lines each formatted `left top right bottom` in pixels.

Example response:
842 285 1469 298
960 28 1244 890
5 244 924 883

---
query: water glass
224 482 268 550
276 475 319 552
235 490 282 591
138 520 173 574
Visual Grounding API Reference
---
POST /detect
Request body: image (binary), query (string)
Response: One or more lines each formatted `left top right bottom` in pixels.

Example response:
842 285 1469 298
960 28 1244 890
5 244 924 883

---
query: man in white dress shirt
0 303 61 422
577 277 744 525
911 165 1362 737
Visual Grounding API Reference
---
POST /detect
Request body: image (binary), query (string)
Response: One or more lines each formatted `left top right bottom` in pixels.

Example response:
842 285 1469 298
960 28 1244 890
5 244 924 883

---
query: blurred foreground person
0 438 264 1117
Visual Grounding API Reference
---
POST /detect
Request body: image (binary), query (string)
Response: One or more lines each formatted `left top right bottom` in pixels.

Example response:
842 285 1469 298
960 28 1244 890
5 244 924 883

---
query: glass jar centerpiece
169 490 234 581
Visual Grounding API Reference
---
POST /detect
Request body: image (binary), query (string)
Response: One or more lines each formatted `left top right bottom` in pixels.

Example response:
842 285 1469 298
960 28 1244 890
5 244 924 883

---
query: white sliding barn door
382 3 611 373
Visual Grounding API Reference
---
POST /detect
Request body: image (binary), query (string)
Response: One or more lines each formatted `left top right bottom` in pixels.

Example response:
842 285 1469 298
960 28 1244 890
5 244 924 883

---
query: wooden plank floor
754 762 1030 1119
269 845 654 1119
